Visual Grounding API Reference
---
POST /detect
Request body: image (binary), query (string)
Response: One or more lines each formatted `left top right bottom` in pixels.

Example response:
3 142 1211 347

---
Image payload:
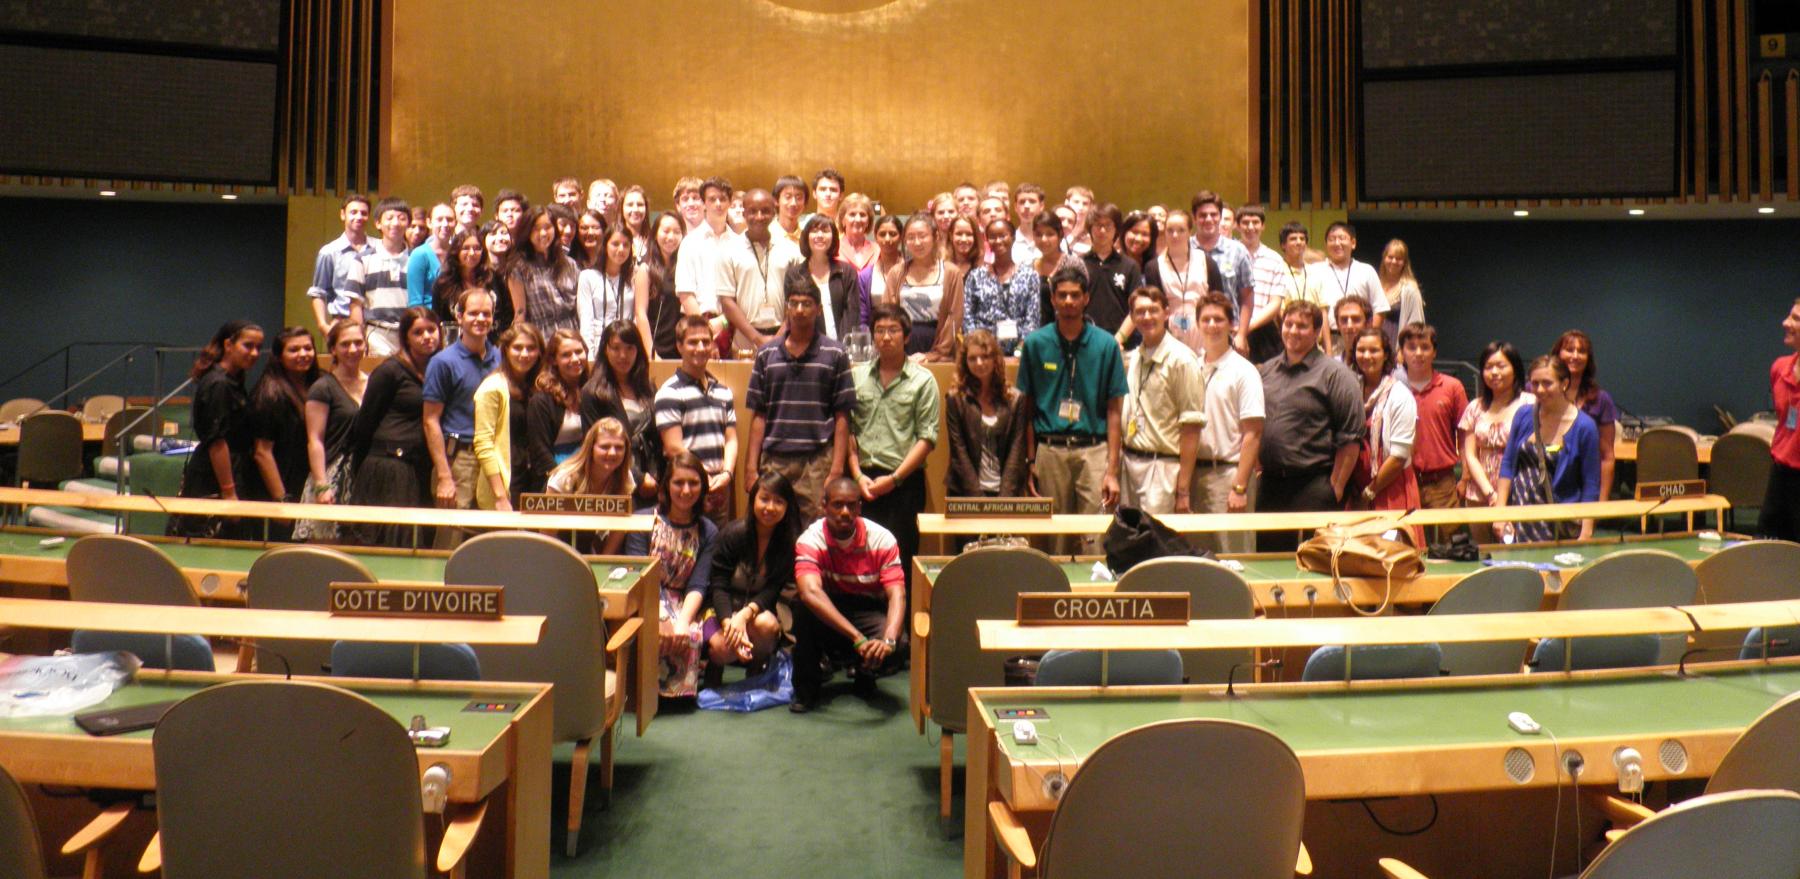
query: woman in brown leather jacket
944 329 1031 498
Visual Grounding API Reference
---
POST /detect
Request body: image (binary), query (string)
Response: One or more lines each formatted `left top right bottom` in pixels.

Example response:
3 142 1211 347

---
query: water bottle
845 326 874 364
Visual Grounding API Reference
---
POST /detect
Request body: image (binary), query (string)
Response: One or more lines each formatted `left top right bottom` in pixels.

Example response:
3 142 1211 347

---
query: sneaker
789 696 817 714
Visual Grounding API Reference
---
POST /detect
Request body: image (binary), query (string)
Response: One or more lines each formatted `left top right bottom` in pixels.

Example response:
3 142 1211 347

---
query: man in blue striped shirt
745 279 855 520
654 315 740 523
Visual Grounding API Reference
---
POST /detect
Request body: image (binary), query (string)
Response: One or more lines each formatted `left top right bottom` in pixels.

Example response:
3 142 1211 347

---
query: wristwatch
881 638 897 648
1231 483 1247 494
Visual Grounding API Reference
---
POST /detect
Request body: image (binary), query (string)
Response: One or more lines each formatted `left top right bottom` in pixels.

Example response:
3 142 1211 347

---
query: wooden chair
445 530 637 857
17 412 83 488
1539 549 1699 668
0 397 44 423
80 395 124 422
1115 556 1255 683
100 407 160 460
1035 649 1183 686
1386 790 1800 879
989 719 1309 878
916 545 1069 821
1634 427 1701 529
149 680 483 878
243 545 376 675
66 534 213 671
1428 566 1546 676
1691 540 1800 653
0 761 134 879
1708 433 1772 532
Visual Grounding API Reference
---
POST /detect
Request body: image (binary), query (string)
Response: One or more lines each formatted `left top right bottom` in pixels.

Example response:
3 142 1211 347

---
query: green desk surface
0 530 647 588
0 676 527 748
921 535 1725 586
982 665 1800 762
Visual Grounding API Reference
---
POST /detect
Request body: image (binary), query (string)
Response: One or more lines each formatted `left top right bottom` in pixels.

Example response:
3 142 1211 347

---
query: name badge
1788 406 1798 431
1058 398 1083 421
996 319 1019 343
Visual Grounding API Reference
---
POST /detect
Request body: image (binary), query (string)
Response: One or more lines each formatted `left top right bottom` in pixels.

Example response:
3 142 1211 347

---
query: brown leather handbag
1296 517 1423 616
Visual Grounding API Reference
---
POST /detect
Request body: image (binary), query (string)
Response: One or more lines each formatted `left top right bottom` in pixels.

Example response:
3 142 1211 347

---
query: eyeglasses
872 326 905 337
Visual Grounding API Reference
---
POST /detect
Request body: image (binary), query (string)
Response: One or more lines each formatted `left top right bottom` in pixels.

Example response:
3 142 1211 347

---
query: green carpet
552 671 965 877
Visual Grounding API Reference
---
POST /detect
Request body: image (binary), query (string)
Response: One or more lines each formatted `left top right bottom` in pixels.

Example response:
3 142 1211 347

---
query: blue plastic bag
696 650 793 713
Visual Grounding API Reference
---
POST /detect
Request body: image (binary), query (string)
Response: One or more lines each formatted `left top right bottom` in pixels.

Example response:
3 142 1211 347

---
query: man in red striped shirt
791 477 907 712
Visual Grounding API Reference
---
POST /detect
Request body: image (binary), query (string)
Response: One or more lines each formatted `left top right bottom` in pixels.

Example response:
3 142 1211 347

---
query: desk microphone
1227 658 1284 696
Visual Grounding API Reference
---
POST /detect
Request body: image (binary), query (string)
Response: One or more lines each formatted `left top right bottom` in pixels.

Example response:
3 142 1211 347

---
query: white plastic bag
0 652 141 718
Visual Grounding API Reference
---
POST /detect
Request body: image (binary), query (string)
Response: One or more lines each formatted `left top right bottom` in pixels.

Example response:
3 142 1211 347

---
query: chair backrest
1301 643 1443 681
1529 635 1662 672
1116 556 1255 683
69 631 215 671
1707 691 1800 796
0 763 47 879
0 397 44 423
81 395 125 422
245 545 377 675
1035 649 1184 686
1739 626 1800 660
444 531 606 742
1040 719 1305 879
1580 789 1800 879
331 642 482 681
153 680 427 879
1634 426 1701 485
1693 540 1800 652
927 546 1069 733
1727 420 1777 442
102 407 161 459
66 534 198 607
1558 550 1699 664
17 411 84 486
1708 433 1773 513
1428 566 1545 676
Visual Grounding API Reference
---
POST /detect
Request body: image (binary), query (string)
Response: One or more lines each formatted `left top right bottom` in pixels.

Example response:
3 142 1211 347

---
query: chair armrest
1296 841 1313 876
1378 858 1431 879
987 800 1037 871
138 832 161 874
913 611 930 640
61 801 132 855
1584 790 1657 828
435 799 489 874
235 641 254 673
605 617 643 657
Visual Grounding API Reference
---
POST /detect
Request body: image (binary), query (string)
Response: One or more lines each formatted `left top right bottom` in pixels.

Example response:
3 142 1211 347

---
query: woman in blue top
624 451 718 698
1496 356 1602 541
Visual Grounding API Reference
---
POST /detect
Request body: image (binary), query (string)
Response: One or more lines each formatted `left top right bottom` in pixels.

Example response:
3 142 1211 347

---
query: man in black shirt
1079 203 1141 335
1256 299 1366 551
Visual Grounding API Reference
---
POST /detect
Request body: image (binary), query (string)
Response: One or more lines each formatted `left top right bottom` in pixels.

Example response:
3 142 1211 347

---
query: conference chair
445 530 636 857
1728 420 1777 442
66 534 213 671
1634 426 1701 530
1381 789 1800 879
80 394 124 422
149 680 483 879
916 545 1069 821
1707 433 1772 531
242 545 376 675
1115 556 1255 683
99 406 159 461
1301 643 1443 682
1691 540 1800 653
0 397 44 423
1531 549 1699 672
332 642 483 680
1428 566 1546 676
17 411 83 488
1035 649 1184 686
0 762 136 879
988 719 1309 879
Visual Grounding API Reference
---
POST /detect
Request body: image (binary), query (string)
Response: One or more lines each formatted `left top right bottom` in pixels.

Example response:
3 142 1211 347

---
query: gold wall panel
385 0 1251 213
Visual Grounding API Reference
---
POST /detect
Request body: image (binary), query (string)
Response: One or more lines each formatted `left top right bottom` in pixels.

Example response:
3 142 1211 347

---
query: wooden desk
963 659 1800 879
0 596 546 645
0 420 178 446
0 671 553 879
0 530 664 735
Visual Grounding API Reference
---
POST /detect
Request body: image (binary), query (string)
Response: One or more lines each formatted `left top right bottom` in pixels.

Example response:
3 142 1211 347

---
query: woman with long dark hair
1345 327 1422 545
1550 329 1618 500
961 220 1039 356
472 323 543 510
621 185 651 259
703 470 799 674
884 213 964 361
783 214 861 339
346 307 441 546
431 229 489 329
245 327 321 539
528 329 610 494
625 452 719 698
584 320 660 498
171 320 263 538
571 208 608 272
508 205 580 339
293 320 367 542
1457 341 1533 543
479 220 516 333
633 211 685 359
1498 355 1602 541
576 223 635 357
865 213 905 311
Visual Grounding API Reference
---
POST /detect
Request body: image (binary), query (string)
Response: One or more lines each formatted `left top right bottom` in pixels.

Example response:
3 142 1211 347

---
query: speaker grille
1658 739 1689 774
1504 747 1536 784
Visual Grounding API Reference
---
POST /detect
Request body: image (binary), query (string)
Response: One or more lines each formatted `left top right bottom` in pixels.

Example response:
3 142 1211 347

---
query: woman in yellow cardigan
471 323 543 511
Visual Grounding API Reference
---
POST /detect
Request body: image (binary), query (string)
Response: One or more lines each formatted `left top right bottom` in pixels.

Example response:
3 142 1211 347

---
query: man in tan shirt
1119 286 1204 514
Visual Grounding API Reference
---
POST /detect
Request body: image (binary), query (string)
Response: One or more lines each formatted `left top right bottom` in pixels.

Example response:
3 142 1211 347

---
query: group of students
170 172 1799 711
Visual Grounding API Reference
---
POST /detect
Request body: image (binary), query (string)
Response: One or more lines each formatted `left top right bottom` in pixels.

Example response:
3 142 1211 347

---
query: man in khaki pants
1118 286 1203 516
1192 291 1265 554
1016 266 1128 554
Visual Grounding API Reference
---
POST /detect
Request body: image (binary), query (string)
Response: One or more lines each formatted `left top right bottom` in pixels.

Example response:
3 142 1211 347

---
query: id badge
1058 398 1083 422
997 319 1019 343
1788 406 1798 431
1126 418 1139 439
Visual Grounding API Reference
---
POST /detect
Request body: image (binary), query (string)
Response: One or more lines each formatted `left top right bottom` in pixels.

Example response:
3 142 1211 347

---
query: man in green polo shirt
850 303 941 584
1017 265 1128 553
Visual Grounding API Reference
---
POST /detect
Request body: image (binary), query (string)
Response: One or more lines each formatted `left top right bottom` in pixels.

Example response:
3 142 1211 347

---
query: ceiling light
221 193 238 200
1512 210 1529 217
1758 206 1776 214
98 190 116 197
1628 209 1645 216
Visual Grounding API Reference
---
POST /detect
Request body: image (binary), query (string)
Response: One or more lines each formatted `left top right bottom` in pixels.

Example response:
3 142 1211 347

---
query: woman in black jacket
783 214 862 340
525 329 612 498
944 329 1031 498
703 470 800 673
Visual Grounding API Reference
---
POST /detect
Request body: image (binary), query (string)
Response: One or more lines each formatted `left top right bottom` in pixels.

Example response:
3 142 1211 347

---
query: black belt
1123 447 1178 462
1038 433 1102 448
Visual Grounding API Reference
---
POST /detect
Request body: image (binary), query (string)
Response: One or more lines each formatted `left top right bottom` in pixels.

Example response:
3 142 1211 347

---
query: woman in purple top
1551 329 1618 500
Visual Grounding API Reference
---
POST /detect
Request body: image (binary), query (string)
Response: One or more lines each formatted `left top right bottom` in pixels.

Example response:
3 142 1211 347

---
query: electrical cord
1358 794 1439 836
